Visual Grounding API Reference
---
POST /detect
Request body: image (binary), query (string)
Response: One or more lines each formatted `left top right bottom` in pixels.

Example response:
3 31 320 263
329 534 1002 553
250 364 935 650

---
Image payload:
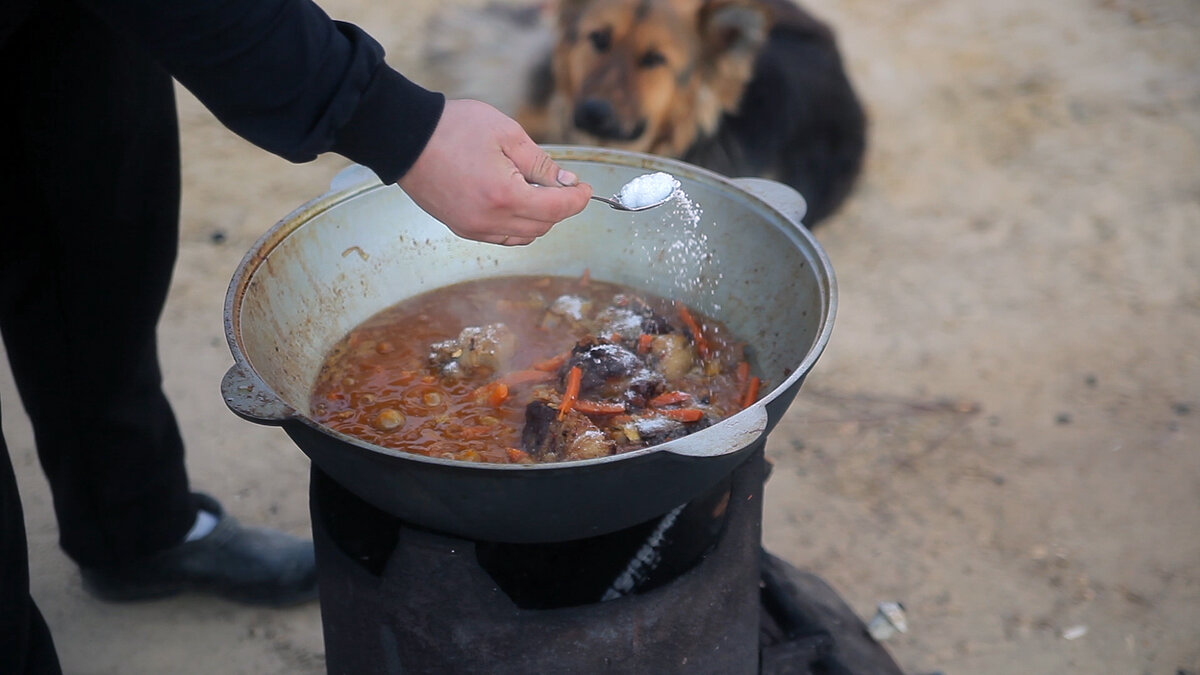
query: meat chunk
521 401 616 461
591 307 645 341
591 303 671 341
611 294 674 335
624 412 713 447
649 333 695 380
622 371 667 407
565 336 647 397
429 323 516 377
538 294 594 331
521 400 557 457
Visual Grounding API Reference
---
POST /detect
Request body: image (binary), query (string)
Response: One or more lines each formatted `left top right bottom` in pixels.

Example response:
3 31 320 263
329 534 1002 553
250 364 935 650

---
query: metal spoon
589 193 672 212
590 172 679 212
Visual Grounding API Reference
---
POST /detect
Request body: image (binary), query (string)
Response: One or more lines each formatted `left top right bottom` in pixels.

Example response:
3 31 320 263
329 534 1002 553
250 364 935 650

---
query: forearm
82 0 444 182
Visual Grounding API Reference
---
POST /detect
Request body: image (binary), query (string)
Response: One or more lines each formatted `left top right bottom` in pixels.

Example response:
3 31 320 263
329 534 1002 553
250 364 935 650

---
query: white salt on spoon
591 171 680 212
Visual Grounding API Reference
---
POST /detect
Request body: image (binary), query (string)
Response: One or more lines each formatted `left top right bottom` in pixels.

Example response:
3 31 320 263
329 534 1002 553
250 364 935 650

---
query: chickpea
374 408 405 430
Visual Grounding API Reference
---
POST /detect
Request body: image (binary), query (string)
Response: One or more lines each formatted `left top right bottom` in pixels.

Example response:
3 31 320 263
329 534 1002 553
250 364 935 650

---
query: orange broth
309 274 760 463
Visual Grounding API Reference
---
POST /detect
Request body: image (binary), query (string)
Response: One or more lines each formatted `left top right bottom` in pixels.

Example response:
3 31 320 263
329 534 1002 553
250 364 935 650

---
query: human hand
397 99 593 246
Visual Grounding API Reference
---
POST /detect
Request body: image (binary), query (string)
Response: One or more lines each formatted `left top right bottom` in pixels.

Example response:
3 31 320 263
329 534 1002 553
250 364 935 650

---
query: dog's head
548 0 772 156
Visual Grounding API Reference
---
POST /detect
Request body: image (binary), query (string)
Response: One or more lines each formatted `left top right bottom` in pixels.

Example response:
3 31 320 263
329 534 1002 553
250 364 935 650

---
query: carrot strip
532 352 569 372
579 268 591 287
471 381 509 406
677 303 710 358
573 399 627 415
636 333 653 354
558 365 583 420
741 376 761 409
649 390 692 407
471 381 509 407
499 369 555 387
506 448 533 464
661 408 705 423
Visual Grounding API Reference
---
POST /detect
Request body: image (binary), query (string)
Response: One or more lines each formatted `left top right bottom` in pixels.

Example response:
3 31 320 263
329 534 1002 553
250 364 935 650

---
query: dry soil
3 0 1198 673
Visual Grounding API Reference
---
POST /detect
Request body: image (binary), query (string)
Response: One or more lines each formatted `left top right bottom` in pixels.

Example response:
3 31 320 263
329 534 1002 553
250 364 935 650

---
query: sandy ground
3 0 1198 673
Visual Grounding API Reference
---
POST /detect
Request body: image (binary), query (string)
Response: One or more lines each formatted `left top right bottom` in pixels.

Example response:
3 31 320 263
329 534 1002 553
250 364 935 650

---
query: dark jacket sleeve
83 0 445 183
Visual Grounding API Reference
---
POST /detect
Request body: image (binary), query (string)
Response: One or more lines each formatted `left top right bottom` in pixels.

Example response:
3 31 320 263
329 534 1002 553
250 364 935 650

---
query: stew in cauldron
310 273 762 464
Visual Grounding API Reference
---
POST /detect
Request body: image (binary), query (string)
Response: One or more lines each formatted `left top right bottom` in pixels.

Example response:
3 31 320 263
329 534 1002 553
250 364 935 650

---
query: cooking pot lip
223 146 837 470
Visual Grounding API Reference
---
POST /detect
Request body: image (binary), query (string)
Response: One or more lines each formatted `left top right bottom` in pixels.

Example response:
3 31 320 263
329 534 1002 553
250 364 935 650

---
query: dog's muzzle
572 99 646 142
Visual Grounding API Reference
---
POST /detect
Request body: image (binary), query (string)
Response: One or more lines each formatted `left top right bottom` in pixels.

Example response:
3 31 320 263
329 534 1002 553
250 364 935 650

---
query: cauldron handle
221 364 296 425
327 163 382 194
661 403 769 458
731 177 808 227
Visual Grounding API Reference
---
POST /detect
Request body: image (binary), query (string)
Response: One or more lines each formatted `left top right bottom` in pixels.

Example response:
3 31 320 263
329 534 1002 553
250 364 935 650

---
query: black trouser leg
0 411 63 675
0 0 195 570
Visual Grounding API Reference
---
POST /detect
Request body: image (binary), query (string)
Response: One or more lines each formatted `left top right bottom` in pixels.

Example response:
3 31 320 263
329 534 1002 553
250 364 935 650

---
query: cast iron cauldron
222 147 835 543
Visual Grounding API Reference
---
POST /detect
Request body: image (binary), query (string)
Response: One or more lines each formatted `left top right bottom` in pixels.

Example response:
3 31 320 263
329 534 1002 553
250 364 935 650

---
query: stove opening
476 476 733 609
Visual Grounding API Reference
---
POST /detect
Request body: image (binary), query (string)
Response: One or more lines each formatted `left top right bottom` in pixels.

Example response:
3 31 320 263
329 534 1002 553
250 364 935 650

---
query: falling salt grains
616 172 723 304
656 180 720 302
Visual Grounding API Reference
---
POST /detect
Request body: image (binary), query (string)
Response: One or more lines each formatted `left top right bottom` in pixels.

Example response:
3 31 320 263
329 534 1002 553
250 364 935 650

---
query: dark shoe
80 493 317 607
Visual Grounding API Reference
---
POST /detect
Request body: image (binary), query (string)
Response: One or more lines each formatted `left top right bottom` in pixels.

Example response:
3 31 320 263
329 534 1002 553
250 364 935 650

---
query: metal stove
310 447 903 674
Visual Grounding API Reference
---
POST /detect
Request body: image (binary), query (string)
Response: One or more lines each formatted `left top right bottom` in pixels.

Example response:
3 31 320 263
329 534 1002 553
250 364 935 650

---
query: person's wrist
331 68 446 184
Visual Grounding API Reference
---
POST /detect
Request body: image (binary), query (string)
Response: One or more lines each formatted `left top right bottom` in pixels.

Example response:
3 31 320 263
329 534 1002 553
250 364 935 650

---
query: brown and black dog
424 0 865 226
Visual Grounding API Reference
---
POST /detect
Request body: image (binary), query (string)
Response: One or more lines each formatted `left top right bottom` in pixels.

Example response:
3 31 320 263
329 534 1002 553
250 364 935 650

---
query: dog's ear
699 0 771 54
555 0 591 39
697 0 772 110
